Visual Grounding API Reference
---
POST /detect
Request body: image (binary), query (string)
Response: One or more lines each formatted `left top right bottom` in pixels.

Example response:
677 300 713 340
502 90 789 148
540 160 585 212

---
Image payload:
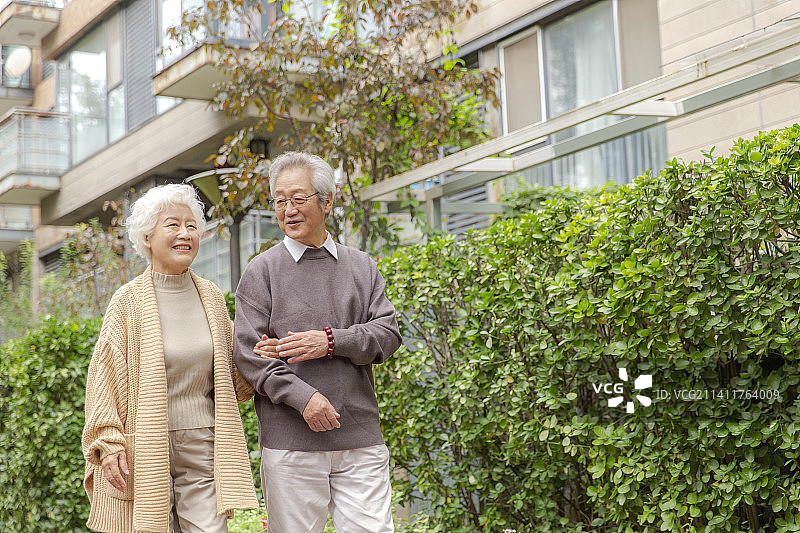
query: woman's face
144 203 200 275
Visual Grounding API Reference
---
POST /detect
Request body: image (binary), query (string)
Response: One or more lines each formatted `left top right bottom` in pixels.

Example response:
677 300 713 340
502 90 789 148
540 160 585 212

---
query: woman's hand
256 331 328 363
254 334 280 358
101 450 129 492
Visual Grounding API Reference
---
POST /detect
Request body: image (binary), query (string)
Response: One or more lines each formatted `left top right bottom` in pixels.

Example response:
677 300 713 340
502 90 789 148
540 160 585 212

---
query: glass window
193 212 281 293
159 0 183 67
0 206 33 230
542 1 624 187
56 61 69 111
59 14 127 164
107 12 123 88
158 0 207 70
519 124 667 188
544 0 618 135
506 0 666 189
108 85 125 142
501 30 542 133
69 27 107 162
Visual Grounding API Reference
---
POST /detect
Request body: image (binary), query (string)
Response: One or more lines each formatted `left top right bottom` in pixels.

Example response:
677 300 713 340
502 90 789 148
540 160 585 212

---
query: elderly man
233 151 402 533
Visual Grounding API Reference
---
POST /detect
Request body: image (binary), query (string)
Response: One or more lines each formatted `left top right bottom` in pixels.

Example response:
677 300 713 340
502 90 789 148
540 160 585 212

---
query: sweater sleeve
228 318 255 403
82 311 129 466
331 262 402 366
233 266 318 414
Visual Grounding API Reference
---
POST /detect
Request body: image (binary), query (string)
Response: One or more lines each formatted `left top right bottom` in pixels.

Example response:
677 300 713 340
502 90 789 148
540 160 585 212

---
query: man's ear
323 193 334 215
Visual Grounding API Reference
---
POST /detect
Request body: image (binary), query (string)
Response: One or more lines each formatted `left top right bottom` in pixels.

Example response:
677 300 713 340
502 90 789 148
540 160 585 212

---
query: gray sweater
233 242 402 451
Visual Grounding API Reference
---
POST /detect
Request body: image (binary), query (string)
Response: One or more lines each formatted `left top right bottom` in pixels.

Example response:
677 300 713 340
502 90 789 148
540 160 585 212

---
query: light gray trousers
260 444 394 533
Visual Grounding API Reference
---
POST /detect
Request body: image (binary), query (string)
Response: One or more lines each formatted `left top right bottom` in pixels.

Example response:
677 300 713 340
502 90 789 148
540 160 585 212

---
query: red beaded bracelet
323 326 334 359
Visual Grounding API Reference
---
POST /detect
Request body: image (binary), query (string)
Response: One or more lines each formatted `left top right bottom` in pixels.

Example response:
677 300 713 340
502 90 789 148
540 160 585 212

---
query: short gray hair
125 183 206 262
268 151 336 207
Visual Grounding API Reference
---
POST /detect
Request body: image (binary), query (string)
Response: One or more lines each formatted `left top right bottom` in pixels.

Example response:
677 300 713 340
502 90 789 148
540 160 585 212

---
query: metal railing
0 108 70 180
0 0 65 9
0 204 32 230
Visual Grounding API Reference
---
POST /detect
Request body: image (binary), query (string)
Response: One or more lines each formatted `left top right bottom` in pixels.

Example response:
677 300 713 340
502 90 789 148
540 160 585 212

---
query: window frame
496 0 666 188
57 10 128 166
498 25 546 137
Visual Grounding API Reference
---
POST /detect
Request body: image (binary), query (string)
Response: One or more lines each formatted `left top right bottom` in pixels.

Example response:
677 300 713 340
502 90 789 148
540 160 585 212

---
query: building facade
362 0 800 232
0 0 799 286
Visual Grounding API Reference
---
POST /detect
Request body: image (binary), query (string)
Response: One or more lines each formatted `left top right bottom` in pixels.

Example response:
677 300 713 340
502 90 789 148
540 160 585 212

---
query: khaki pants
168 427 228 533
260 444 393 533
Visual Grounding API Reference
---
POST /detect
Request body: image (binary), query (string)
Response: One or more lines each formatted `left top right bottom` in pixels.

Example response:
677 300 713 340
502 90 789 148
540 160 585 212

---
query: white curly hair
125 183 206 262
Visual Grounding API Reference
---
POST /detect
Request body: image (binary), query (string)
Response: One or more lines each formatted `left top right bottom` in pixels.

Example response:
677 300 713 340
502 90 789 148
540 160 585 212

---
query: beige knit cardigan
82 266 259 533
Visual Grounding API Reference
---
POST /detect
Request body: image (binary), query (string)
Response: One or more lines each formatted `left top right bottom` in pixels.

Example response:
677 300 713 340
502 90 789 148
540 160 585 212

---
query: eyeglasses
269 192 321 211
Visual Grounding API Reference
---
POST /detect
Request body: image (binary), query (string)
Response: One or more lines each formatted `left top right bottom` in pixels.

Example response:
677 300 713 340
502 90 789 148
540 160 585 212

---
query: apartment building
0 0 283 290
1 0 799 287
363 0 800 231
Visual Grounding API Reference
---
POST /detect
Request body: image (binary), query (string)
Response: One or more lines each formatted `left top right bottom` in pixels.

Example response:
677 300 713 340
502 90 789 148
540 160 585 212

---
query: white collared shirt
283 233 338 262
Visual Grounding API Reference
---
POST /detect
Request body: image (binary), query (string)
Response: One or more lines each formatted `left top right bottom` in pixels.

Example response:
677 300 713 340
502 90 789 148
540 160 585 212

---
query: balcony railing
0 204 32 229
0 107 69 204
0 0 64 10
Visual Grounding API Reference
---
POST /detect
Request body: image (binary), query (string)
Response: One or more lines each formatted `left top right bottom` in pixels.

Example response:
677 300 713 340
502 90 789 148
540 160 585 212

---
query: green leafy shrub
501 182 610 217
0 317 101 531
229 506 267 533
377 125 800 532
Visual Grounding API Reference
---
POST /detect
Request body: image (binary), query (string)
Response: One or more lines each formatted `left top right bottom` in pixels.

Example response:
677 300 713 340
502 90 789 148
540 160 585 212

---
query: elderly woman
82 184 258 533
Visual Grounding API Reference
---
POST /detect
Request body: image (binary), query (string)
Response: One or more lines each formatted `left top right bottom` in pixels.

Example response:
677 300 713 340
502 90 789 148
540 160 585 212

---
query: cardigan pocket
99 433 135 501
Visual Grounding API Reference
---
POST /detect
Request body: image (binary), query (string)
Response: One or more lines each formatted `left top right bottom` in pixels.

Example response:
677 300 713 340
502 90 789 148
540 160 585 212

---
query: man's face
273 165 332 247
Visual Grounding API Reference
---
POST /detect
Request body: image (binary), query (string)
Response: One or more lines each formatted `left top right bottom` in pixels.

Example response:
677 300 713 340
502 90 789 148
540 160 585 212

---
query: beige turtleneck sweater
152 270 215 431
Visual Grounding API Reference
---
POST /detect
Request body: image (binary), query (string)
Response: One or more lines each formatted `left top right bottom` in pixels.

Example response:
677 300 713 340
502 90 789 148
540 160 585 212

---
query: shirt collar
283 233 338 262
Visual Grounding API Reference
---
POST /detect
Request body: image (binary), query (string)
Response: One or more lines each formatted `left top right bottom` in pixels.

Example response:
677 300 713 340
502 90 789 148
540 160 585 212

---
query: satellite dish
4 47 32 78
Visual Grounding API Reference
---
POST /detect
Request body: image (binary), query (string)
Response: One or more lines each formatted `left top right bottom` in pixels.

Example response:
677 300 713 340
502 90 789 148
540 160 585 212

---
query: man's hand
101 450 129 492
254 334 280 358
302 392 341 432
275 330 329 363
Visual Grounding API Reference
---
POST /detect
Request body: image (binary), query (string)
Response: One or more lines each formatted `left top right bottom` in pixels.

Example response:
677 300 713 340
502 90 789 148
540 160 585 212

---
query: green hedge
376 125 800 532
0 318 100 531
501 182 612 218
